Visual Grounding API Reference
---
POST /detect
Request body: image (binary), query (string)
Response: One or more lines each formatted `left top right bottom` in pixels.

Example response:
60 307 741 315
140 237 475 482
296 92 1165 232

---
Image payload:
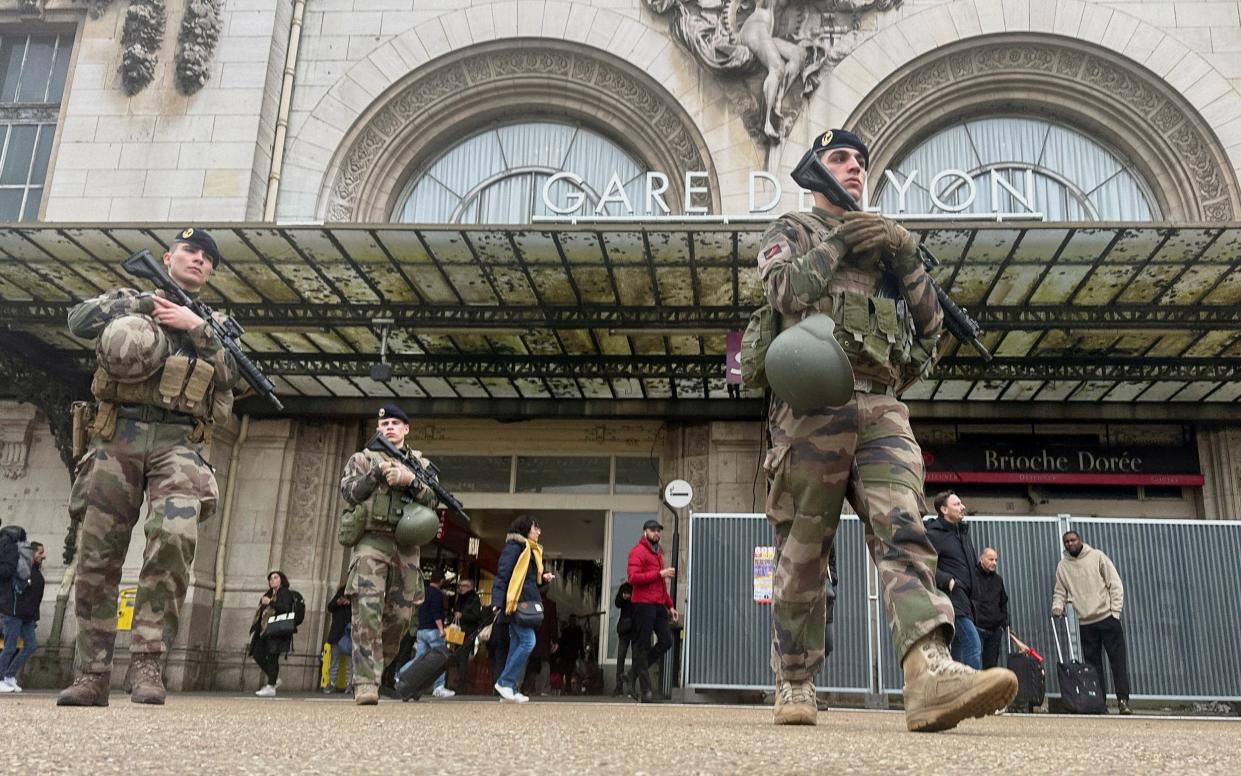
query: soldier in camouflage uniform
339 404 434 705
759 130 1017 731
58 228 238 707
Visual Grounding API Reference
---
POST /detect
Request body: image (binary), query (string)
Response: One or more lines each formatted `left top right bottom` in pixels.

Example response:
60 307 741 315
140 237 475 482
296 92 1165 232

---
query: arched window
874 117 1159 221
393 121 649 224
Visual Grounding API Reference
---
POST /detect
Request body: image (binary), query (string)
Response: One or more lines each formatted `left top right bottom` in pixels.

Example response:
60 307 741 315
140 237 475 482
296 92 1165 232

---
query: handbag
265 611 296 638
513 600 544 629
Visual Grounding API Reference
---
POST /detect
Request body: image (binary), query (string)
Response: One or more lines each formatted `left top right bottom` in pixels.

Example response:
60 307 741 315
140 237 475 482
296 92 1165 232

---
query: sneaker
321 686 334 694
514 691 530 704
8 679 20 694
255 685 276 697
0 678 13 694
1118 699 1133 716
494 682 517 702
432 686 456 699
274 678 282 689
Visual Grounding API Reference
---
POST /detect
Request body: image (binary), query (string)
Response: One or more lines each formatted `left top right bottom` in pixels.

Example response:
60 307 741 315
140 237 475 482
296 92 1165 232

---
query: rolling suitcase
1051 616 1106 714
1005 629 1045 712
394 625 465 701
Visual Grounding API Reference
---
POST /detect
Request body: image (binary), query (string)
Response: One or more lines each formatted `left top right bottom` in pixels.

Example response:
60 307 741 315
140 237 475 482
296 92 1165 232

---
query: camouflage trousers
346 533 423 687
765 392 953 681
69 418 219 674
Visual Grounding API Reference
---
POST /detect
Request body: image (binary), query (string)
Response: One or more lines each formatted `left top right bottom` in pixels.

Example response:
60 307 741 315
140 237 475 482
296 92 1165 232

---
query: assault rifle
791 150 993 361
122 249 285 410
366 431 470 522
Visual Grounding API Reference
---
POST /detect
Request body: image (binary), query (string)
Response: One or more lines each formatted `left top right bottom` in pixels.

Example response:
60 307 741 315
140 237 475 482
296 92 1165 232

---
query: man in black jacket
1 541 44 692
972 547 1009 670
451 578 482 693
926 491 981 669
323 585 352 693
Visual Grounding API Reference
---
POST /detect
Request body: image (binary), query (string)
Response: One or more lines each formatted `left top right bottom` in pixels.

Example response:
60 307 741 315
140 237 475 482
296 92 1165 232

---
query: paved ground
6 691 1237 775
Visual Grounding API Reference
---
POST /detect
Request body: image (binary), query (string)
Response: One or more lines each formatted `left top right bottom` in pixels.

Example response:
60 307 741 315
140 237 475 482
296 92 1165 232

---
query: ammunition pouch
338 502 368 547
71 401 95 457
740 303 779 391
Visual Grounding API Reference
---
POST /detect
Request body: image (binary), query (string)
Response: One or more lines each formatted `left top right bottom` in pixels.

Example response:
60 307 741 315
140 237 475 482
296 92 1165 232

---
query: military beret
810 129 870 169
172 227 221 268
377 404 409 423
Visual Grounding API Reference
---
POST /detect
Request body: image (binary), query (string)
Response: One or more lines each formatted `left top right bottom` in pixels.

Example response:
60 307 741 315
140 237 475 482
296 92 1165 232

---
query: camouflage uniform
759 207 954 681
66 288 237 675
339 449 434 689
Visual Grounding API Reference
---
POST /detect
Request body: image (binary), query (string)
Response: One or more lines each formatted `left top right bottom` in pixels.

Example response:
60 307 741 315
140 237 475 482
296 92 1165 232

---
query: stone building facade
2 0 1240 690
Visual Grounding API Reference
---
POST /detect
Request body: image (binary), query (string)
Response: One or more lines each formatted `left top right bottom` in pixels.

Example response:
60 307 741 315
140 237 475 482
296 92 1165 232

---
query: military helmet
96 313 169 382
764 313 855 412
395 503 440 547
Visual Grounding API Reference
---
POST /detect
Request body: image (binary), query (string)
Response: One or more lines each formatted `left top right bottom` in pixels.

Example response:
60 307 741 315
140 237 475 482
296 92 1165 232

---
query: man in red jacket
626 519 679 703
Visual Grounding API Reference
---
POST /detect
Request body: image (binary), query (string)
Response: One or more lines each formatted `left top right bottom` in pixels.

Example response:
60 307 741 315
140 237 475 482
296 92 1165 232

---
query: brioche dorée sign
923 441 1203 487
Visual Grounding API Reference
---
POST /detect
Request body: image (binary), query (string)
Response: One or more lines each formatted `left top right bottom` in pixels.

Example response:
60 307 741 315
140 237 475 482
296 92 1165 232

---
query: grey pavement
6 691 1236 775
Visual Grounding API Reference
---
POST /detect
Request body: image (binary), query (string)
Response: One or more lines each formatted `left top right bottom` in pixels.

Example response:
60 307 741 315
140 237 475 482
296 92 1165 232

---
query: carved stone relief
0 403 37 479
853 39 1239 221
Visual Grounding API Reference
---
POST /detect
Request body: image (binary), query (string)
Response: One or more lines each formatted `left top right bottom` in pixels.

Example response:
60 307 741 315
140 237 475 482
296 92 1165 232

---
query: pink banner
725 331 743 384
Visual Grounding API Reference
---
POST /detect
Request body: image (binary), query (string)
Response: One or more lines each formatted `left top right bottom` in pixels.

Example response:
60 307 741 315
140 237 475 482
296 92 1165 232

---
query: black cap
809 128 869 168
171 227 221 268
377 403 409 423
642 519 664 531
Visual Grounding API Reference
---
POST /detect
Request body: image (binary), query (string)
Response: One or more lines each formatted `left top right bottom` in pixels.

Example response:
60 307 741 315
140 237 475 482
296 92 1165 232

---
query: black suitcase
1051 616 1106 714
394 644 453 701
1006 650 1045 712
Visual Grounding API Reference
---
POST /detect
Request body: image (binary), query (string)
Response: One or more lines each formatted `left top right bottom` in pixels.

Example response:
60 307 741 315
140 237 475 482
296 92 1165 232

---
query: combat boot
127 653 166 705
354 684 379 705
773 677 817 725
901 633 1018 732
56 672 111 707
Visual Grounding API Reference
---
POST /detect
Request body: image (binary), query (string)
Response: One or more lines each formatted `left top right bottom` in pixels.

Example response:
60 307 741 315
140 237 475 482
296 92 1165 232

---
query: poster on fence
753 546 775 604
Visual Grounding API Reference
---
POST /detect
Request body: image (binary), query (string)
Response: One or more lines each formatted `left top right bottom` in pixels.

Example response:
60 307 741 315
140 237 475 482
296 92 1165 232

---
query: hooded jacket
627 536 673 607
1051 543 1124 626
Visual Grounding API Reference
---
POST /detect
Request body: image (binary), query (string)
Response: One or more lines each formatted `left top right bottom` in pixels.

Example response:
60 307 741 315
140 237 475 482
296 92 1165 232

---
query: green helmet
394 503 440 547
96 313 169 382
764 313 855 412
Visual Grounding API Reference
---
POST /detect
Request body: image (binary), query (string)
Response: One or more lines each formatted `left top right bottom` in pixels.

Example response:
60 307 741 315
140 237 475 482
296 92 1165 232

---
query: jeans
328 626 353 687
0 615 37 679
949 616 982 669
977 626 1006 670
1080 616 1131 701
496 622 536 692
407 628 447 691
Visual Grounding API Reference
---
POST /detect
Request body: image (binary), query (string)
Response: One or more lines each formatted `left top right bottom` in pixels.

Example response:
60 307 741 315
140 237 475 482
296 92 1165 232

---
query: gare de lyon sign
534 165 1045 222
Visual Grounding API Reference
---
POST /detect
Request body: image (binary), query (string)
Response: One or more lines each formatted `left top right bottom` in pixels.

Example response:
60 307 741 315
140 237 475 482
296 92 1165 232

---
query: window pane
516 456 609 494
614 457 660 494
17 36 56 103
47 35 72 104
1 124 37 185
435 455 511 493
28 125 54 184
0 37 25 103
0 189 23 221
21 186 40 221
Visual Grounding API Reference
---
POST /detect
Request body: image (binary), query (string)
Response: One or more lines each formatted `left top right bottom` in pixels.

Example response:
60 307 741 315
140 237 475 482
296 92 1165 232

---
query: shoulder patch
759 238 791 269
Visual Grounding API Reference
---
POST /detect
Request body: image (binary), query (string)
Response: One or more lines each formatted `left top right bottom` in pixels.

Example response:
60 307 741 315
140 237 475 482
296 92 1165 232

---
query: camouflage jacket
757 207 943 383
68 287 240 390
340 447 437 508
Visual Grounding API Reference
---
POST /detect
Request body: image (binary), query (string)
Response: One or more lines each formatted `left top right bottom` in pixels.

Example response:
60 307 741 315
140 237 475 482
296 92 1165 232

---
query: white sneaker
255 685 276 697
274 678 282 689
494 682 516 702
9 680 20 694
514 691 530 704
0 679 13 694
432 686 456 699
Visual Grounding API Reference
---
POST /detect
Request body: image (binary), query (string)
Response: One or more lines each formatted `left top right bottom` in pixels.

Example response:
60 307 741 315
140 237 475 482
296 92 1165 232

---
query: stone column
1198 426 1241 520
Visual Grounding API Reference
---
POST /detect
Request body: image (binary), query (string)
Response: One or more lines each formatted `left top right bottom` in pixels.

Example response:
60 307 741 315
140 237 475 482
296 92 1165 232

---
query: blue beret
172 227 221 268
377 404 409 423
810 129 870 168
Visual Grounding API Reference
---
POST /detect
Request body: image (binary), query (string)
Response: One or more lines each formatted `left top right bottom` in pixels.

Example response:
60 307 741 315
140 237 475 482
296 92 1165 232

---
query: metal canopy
1 222 1240 409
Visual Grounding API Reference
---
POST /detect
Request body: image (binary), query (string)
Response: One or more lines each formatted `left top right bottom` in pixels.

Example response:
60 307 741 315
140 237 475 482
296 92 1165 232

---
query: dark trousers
615 635 633 688
978 626 1006 670
1080 616 1131 701
253 648 280 685
453 632 477 692
630 604 672 690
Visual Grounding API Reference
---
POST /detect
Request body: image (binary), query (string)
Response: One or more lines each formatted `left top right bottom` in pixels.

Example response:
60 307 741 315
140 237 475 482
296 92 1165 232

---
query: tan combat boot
127 653 167 705
354 684 379 705
56 672 111 707
902 633 1018 732
773 677 817 725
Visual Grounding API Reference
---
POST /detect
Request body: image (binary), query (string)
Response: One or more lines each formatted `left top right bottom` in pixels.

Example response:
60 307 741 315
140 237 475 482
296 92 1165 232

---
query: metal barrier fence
685 512 1241 702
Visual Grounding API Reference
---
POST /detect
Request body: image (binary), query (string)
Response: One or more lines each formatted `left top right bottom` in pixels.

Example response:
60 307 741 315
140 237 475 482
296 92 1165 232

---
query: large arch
844 33 1241 221
318 39 718 222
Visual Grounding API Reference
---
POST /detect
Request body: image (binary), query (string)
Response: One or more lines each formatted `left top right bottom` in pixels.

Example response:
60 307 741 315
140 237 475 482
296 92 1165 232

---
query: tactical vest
91 353 233 426
360 450 409 532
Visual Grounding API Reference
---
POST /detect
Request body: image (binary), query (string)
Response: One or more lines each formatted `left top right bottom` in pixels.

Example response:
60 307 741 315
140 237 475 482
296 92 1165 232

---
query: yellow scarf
505 537 544 615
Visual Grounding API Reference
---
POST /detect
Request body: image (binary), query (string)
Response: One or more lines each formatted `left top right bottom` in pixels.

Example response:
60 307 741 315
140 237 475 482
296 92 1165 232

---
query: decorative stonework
323 41 714 222
851 37 1241 221
0 404 37 480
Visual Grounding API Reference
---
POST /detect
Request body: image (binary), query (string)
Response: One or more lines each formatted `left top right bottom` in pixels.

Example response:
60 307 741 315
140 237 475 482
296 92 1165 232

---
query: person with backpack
249 570 296 697
0 540 44 693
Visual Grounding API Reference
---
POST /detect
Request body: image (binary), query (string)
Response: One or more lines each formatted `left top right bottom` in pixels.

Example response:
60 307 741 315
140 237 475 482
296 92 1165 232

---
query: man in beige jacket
1051 530 1132 714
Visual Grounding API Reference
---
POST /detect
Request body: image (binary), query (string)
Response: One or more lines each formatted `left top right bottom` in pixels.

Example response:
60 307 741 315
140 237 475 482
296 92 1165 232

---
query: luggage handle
1050 614 1076 663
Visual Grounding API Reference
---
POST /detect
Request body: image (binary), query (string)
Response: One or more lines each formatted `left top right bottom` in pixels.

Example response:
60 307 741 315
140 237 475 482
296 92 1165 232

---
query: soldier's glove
839 212 919 274
135 292 158 316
